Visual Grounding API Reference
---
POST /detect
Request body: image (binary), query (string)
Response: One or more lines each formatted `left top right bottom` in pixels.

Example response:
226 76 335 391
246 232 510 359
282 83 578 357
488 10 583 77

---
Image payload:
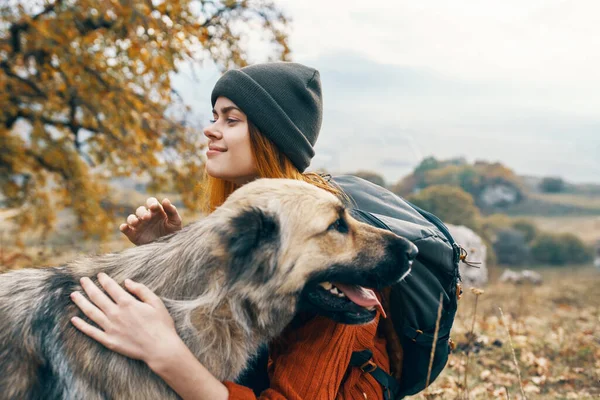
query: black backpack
237 175 461 399
332 175 461 399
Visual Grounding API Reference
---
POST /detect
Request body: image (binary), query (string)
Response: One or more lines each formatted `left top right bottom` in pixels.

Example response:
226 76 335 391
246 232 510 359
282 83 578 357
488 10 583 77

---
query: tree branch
0 61 47 98
32 0 64 21
17 110 99 137
74 17 116 35
25 149 69 181
9 0 64 54
202 2 242 28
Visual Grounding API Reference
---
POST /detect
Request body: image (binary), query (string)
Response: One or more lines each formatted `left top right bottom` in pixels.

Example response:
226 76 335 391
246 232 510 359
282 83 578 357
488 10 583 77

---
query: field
1 184 599 399
503 181 600 219
409 266 600 400
523 216 600 245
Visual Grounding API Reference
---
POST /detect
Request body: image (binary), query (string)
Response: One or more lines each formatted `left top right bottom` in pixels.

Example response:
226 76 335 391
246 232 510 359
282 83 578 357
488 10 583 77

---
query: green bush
407 185 480 229
562 234 595 264
493 228 530 266
511 219 538 243
530 233 594 265
540 177 565 193
395 157 525 209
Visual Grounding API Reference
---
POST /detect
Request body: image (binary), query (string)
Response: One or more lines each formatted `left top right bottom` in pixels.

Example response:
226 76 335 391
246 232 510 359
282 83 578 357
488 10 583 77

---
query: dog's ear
226 207 279 284
228 207 279 255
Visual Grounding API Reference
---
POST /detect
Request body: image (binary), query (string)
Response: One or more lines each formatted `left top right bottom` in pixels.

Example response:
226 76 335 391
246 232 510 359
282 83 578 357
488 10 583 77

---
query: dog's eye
327 218 348 234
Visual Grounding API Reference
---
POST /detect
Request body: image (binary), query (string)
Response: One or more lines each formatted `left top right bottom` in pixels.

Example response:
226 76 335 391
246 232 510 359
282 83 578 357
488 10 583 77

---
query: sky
172 0 600 184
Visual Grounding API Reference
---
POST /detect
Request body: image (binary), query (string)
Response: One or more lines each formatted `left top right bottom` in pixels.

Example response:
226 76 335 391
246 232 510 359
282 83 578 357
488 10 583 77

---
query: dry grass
530 193 600 210
408 266 600 399
0 204 205 270
524 216 600 245
2 210 599 399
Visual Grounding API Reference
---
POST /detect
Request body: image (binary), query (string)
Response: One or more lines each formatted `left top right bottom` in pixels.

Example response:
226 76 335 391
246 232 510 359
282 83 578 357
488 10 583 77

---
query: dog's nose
406 242 419 261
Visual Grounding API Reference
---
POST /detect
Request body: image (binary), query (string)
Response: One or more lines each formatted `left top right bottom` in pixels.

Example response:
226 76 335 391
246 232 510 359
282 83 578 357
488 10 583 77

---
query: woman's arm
70 274 227 400
147 335 228 400
72 274 387 400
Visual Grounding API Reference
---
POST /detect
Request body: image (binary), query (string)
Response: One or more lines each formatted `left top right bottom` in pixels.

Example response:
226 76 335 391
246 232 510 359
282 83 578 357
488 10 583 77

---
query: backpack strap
348 350 401 400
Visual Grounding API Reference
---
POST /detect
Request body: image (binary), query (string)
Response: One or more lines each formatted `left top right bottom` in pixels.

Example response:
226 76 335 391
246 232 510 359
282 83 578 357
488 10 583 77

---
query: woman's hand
70 273 181 366
121 197 182 246
71 273 230 400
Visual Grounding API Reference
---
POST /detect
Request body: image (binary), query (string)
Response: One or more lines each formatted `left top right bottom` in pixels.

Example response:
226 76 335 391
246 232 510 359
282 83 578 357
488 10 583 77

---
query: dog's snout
406 242 418 261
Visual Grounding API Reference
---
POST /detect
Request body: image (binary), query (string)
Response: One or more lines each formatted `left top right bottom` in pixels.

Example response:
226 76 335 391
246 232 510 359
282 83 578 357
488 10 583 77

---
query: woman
70 62 391 399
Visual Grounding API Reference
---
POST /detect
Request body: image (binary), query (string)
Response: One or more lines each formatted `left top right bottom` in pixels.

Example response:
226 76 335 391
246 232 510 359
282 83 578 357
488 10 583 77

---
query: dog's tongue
333 283 386 319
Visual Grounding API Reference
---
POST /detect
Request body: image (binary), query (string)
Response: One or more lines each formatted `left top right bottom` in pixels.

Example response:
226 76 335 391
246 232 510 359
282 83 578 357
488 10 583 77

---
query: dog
0 178 417 399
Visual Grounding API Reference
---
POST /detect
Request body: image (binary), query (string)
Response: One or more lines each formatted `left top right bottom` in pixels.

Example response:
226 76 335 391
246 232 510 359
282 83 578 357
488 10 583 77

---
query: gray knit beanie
211 62 322 172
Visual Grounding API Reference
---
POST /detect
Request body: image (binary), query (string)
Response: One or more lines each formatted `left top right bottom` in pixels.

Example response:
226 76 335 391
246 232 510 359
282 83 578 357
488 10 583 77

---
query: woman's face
203 97 258 184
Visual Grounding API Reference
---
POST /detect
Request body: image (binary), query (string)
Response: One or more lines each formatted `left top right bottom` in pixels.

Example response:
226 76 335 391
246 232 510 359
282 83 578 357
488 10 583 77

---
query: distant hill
509 175 600 217
95 157 600 222
520 175 600 196
389 157 600 218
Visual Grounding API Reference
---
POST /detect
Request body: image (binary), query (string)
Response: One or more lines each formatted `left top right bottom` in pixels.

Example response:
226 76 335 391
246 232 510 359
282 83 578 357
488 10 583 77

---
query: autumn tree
0 0 290 239
393 157 525 209
407 184 481 230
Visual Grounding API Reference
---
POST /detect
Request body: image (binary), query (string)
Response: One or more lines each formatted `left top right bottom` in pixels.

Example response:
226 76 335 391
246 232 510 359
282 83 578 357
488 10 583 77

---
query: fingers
70 291 110 329
119 223 140 246
80 276 117 313
125 279 162 308
146 197 168 222
135 206 150 220
71 316 112 348
162 199 178 218
97 273 134 305
146 197 162 212
126 214 141 227
162 199 182 228
124 198 169 228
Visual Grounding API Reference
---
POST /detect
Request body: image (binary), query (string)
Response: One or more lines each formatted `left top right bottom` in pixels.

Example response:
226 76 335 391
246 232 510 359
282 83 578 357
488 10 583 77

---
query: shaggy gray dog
0 178 416 399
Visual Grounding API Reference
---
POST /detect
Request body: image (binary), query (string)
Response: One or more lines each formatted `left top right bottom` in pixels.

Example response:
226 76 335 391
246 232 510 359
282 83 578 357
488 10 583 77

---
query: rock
479 184 520 207
521 270 543 285
499 269 521 283
446 224 488 287
499 269 543 285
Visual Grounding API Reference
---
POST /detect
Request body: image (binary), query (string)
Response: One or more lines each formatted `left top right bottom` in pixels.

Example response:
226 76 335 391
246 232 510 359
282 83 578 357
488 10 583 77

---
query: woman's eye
328 218 348 234
226 119 238 124
209 119 216 123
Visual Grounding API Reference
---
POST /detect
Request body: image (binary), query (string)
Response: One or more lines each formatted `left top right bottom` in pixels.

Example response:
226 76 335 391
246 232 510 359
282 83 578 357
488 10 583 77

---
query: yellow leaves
2 181 21 201
520 351 550 375
424 269 600 400
530 375 546 385
139 47 150 63
479 369 492 380
522 382 541 394
31 19 52 38
2 0 289 240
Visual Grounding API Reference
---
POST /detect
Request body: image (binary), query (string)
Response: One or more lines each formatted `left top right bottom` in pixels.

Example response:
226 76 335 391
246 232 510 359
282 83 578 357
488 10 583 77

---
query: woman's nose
203 123 222 140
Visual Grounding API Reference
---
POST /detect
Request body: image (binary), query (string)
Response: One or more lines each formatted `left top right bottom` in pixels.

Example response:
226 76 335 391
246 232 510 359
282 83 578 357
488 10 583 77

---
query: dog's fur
0 178 416 400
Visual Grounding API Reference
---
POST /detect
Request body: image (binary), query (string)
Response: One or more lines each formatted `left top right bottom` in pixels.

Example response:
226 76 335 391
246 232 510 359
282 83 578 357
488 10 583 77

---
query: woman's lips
207 147 226 157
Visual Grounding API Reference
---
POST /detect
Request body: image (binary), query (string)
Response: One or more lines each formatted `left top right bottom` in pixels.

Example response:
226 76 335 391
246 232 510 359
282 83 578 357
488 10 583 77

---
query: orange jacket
224 310 389 399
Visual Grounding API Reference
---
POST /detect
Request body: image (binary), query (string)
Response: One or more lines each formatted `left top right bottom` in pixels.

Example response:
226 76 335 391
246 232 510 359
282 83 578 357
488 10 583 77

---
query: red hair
201 121 340 213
